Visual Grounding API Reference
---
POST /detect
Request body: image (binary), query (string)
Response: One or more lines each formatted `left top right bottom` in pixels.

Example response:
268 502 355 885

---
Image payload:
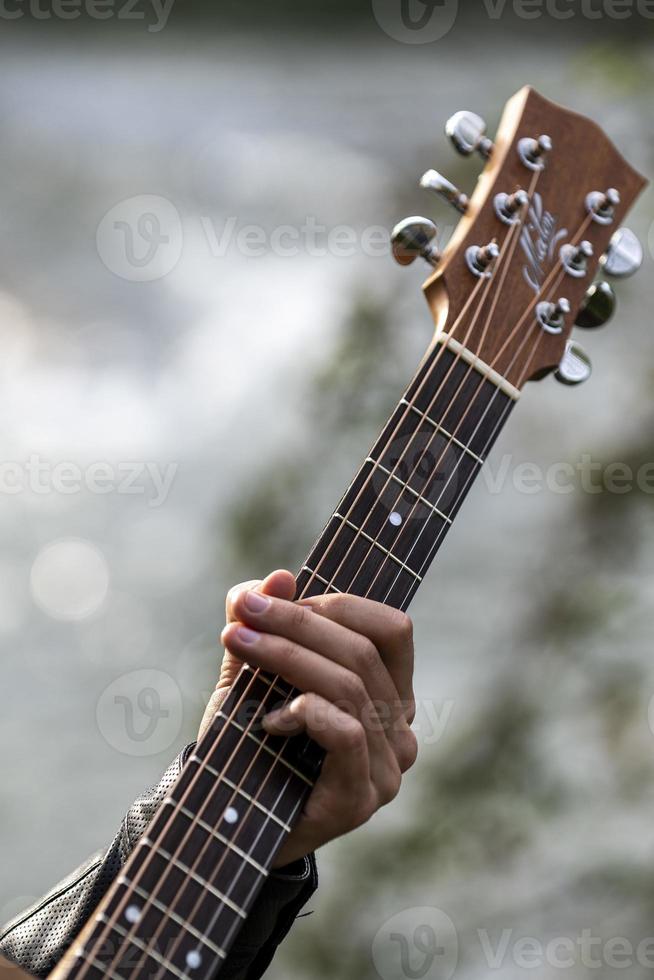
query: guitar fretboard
298 342 515 608
61 341 515 980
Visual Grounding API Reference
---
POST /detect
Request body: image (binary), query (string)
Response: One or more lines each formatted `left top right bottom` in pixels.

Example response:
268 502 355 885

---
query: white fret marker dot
224 806 239 824
125 905 141 924
186 950 202 970
389 512 403 526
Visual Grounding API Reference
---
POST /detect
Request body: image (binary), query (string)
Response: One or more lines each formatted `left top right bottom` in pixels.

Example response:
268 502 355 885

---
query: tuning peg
560 240 593 278
419 170 469 214
446 111 494 160
586 187 620 225
600 227 643 278
555 340 592 386
518 134 553 172
391 216 440 268
466 242 499 278
575 281 616 329
536 297 570 334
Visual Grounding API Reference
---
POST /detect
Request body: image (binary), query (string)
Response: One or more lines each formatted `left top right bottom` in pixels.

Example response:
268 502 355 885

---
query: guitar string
371 208 594 608
78 190 594 979
75 244 510 980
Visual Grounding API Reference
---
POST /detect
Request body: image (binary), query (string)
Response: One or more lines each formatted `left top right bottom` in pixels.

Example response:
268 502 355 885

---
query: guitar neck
297 337 517 608
56 341 515 980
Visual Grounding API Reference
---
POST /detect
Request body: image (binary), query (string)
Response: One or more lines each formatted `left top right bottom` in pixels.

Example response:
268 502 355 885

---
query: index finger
297 593 415 711
226 569 296 623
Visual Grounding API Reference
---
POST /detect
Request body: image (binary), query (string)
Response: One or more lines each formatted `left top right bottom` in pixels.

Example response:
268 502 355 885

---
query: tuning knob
600 227 643 278
555 340 592 386
391 216 440 267
419 170 469 214
575 281 616 329
560 240 593 278
446 111 494 160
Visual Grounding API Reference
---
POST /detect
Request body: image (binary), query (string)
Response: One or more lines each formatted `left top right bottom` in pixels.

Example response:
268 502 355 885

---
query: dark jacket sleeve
0 745 317 979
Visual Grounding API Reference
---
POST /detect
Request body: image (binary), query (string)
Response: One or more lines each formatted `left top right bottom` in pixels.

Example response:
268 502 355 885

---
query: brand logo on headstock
520 192 568 294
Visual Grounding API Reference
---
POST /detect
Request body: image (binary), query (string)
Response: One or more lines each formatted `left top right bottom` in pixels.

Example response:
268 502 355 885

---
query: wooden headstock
419 87 647 392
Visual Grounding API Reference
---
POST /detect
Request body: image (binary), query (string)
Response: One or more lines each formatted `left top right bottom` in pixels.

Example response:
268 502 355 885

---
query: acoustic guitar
2 85 646 979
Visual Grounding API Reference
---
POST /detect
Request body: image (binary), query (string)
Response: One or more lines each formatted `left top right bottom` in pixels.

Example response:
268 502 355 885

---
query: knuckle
392 610 414 645
397 732 418 772
378 765 402 805
351 790 376 828
340 671 367 707
290 603 310 629
353 637 380 675
340 719 366 752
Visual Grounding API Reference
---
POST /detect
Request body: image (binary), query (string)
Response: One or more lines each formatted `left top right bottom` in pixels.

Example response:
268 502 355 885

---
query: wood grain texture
422 86 648 386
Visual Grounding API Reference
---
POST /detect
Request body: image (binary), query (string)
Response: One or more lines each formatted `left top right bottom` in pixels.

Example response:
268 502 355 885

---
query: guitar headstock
392 87 647 392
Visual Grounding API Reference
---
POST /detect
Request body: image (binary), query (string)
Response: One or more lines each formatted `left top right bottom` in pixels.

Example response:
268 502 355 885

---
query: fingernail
262 707 284 726
236 626 260 644
244 591 271 614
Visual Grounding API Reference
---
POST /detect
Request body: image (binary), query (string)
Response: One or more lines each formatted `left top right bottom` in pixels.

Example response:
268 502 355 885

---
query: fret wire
334 513 422 580
152 802 270 880
122 879 228 960
215 710 314 787
187 754 293 833
96 913 191 980
133 844 249 917
300 565 342 592
399 399 485 465
365 458 454 522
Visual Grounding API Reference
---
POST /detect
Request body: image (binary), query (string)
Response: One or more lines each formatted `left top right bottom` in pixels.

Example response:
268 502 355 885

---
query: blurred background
0 3 653 978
